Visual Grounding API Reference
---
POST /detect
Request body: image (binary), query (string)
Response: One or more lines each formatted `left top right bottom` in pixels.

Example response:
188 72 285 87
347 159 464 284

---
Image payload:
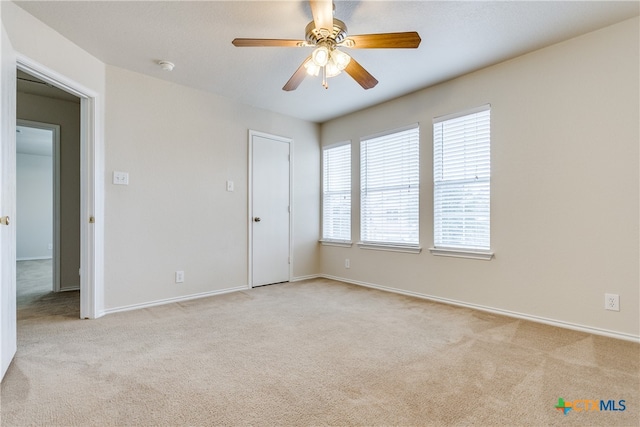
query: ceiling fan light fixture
232 1 419 91
304 58 321 76
330 49 351 70
311 45 329 67
325 61 341 78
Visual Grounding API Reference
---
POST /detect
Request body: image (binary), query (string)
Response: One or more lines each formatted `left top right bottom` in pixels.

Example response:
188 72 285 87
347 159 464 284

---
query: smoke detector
158 60 175 72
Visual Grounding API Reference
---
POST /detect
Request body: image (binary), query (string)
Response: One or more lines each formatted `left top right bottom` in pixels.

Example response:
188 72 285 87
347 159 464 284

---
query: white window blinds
433 106 490 250
361 125 420 246
322 143 351 241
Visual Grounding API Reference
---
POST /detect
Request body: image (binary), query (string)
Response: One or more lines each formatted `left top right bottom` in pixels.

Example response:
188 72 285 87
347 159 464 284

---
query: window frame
359 124 421 254
430 104 494 260
320 141 352 246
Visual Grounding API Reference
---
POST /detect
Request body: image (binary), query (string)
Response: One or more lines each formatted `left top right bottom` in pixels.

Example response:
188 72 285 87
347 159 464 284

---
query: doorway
2 47 103 380
17 68 82 300
249 131 292 287
16 121 60 302
15 58 102 320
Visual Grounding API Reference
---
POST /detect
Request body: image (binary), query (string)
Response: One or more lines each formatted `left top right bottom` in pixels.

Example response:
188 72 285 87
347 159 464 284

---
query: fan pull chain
322 66 328 89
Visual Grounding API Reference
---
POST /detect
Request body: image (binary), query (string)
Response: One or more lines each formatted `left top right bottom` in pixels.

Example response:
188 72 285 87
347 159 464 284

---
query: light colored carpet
1 278 638 426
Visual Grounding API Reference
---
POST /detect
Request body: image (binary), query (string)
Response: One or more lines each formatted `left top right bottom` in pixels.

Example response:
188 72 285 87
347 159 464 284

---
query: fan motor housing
305 18 348 45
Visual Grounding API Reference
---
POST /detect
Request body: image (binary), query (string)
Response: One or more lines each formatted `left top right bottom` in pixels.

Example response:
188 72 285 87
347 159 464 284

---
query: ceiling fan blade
232 38 304 47
344 32 422 49
310 0 333 32
344 58 378 90
283 57 311 91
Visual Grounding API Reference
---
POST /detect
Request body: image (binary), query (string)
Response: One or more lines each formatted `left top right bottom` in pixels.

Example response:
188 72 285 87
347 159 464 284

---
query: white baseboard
99 274 639 343
17 256 53 261
321 274 640 343
104 278 322 316
290 274 321 282
102 285 250 316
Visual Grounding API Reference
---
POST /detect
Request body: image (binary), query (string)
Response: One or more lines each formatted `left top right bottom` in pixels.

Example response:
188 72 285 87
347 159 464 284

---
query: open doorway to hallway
16 70 81 315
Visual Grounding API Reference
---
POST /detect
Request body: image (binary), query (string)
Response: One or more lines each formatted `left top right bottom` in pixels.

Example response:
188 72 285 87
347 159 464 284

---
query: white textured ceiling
14 1 639 123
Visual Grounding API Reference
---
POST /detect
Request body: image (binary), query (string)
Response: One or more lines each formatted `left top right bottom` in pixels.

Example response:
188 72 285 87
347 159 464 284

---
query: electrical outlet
113 171 129 185
175 271 184 283
605 293 619 311
345 259 350 269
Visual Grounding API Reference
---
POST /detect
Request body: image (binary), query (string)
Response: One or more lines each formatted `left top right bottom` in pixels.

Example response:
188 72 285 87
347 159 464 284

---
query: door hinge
89 216 95 223
288 257 291 264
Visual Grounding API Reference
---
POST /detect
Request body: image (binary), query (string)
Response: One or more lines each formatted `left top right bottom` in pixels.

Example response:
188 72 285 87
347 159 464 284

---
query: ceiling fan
232 0 421 91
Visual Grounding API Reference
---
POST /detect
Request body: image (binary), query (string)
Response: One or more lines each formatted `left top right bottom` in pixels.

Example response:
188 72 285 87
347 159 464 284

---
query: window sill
429 247 494 260
319 239 353 248
357 242 422 254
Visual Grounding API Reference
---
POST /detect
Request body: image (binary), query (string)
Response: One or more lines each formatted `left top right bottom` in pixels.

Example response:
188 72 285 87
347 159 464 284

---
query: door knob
254 217 261 222
0 216 9 226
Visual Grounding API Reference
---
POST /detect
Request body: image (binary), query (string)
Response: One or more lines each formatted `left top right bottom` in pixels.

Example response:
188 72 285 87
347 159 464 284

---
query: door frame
1 18 18 380
16 119 61 292
16 55 103 319
247 130 293 288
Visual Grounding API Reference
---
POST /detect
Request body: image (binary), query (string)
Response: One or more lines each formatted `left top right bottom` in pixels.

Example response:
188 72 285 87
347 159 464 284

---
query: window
360 125 420 251
322 143 351 243
432 105 492 259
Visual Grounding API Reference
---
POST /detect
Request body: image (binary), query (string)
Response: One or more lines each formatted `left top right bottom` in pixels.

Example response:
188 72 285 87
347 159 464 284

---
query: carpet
1 278 638 426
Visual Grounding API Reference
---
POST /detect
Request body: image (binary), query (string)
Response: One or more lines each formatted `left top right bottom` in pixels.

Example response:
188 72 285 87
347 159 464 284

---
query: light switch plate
113 171 129 185
226 180 234 192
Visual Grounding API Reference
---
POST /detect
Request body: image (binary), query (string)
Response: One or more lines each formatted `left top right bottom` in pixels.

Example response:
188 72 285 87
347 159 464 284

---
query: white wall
320 17 640 339
16 152 52 260
104 66 320 310
2 2 105 95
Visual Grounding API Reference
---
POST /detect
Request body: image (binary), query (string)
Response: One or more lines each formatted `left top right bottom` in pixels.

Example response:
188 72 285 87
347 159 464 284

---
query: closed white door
0 21 17 381
250 132 290 287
